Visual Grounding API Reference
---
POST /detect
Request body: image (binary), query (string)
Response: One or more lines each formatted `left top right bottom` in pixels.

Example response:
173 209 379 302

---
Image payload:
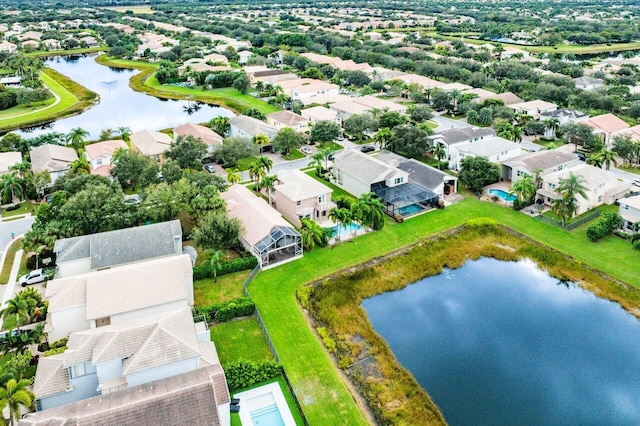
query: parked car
361 145 375 153
328 154 335 161
633 178 640 187
204 163 216 173
574 152 587 161
300 147 312 155
18 269 46 287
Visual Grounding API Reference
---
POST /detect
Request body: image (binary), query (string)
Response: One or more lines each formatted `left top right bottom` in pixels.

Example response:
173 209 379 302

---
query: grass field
209 317 274 365
193 270 250 307
0 238 22 285
25 46 107 58
247 197 640 425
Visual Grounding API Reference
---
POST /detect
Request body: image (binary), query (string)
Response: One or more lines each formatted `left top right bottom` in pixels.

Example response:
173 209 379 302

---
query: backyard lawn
247 197 640 425
209 317 273 365
231 376 306 426
193 270 250 307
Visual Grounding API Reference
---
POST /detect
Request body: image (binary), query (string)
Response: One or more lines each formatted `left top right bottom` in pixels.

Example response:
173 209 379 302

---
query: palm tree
117 126 132 142
99 128 114 140
208 250 223 282
300 218 329 251
586 152 604 169
359 192 385 230
248 161 266 185
512 126 523 143
226 168 241 184
0 295 30 332
257 174 278 204
69 156 91 175
320 146 335 170
255 156 273 175
551 172 589 226
466 109 479 124
599 149 618 171
509 175 536 203
328 207 349 239
208 117 230 136
65 127 89 154
373 127 394 150
0 171 24 207
429 143 447 170
0 378 35 426
544 118 560 138
309 152 324 175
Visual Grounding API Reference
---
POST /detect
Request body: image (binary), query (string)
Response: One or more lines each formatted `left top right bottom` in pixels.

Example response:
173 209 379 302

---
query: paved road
0 216 34 252
432 114 469 132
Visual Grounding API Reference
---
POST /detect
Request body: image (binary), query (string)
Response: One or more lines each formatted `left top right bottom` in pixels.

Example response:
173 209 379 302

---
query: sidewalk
0 248 24 330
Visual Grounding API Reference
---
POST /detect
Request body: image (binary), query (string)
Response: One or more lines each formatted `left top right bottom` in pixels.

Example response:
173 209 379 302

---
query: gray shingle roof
22 365 229 426
54 221 182 269
430 127 496 145
376 150 454 191
229 115 276 137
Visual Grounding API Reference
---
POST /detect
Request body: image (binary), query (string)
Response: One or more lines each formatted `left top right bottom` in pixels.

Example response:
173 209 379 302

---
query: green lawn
193 270 250 307
235 156 259 172
283 149 306 161
0 239 22 285
306 170 356 201
231 376 306 426
209 317 273 364
247 197 640 425
619 165 640 176
2 202 39 218
25 46 107 58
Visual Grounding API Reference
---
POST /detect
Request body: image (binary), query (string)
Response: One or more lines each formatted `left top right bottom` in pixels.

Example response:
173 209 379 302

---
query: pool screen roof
372 182 438 208
254 226 301 255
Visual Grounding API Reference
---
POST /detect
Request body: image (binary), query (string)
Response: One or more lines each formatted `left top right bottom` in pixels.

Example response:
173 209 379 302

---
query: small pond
16 54 234 139
362 257 640 425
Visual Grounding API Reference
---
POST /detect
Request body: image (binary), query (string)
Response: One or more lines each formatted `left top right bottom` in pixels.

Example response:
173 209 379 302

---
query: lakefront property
2 1 640 425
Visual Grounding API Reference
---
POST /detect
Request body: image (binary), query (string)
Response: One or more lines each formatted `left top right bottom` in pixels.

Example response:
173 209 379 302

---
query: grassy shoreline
0 68 98 133
248 198 640 425
95 54 279 115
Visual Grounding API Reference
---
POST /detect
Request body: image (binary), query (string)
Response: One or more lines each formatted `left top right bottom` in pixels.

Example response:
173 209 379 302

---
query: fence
241 264 311 426
537 209 600 231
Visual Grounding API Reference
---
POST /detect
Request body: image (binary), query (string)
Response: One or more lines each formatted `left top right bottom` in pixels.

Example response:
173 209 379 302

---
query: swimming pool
398 204 423 216
234 382 296 426
250 403 285 426
330 222 361 237
488 188 516 202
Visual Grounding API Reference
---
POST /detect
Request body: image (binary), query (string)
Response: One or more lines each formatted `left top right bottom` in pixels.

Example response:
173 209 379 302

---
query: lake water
362 257 640 425
16 54 234 139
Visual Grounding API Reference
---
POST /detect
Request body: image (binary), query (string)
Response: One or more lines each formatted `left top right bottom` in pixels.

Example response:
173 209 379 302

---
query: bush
50 337 68 349
296 286 312 310
44 347 66 357
586 212 622 242
195 297 256 322
193 256 258 280
223 359 283 392
317 327 337 353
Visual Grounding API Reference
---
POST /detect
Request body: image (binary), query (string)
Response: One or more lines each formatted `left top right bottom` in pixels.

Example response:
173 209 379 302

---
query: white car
18 269 46 287
300 147 312 155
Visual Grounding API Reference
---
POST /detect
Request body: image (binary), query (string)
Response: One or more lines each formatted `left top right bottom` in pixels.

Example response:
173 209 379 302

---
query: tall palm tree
255 156 273 175
0 295 30 332
320 146 335 170
551 172 589 226
65 127 89 154
69 156 91 175
373 127 394 150
117 126 132 142
226 168 241 184
429 143 447 170
208 250 223 282
257 174 277 204
328 208 349 239
359 192 385 230
509 175 536 203
586 152 604 169
599 149 618 171
248 161 266 185
300 218 329 251
0 378 35 426
0 171 24 207
309 152 324 175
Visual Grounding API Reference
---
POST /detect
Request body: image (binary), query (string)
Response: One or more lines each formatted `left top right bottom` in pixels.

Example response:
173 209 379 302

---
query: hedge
195 297 256 322
223 359 283 392
193 256 258 280
586 212 622 242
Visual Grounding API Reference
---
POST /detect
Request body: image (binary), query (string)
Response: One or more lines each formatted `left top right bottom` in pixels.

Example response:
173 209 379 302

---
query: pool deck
234 382 296 426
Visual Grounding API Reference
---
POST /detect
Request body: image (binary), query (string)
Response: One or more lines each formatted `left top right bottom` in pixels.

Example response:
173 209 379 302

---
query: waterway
16 54 234 139
362 257 640 425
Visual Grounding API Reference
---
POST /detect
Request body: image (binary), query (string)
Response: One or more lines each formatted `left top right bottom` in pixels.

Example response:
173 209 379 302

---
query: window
598 195 602 202
318 195 325 203
96 158 103 166
70 362 95 379
96 317 110 327
322 211 327 217
394 177 403 185
296 201 301 206
548 183 556 190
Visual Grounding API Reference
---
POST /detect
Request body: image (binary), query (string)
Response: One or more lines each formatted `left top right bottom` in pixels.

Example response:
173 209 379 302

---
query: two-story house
84 140 128 177
273 169 336 227
266 111 310 132
173 123 224 156
501 150 580 183
619 195 640 233
30 144 78 186
584 113 630 146
228 115 277 141
130 130 173 163
510 100 557 119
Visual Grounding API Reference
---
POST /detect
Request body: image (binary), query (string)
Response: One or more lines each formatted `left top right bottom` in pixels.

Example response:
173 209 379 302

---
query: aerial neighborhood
0 0 639 425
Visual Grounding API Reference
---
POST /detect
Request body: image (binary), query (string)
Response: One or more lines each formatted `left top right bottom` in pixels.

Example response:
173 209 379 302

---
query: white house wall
337 170 371 197
108 300 189 325
126 357 198 388
57 258 91 278
49 306 91 341
96 358 123 389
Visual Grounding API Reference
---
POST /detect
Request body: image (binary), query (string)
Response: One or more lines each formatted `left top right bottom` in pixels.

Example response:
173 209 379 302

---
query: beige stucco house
130 130 173 163
274 169 336 227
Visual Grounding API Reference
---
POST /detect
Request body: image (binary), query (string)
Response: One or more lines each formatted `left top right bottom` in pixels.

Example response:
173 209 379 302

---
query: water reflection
362 257 640 425
16 55 234 139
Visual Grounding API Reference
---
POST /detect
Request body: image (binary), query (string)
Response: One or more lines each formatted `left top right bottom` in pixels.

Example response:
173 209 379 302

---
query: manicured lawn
0 238 23 285
423 120 439 130
319 141 343 151
235 156 259 171
247 197 640 425
231 376 306 426
619 165 640 176
25 46 107 58
283 149 306 160
306 170 356 200
2 202 39 218
209 88 280 115
209 317 273 365
193 270 250 307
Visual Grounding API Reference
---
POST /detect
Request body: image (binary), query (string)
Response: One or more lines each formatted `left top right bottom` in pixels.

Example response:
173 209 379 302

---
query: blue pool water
488 188 517 202
329 223 361 237
398 204 423 216
250 404 285 426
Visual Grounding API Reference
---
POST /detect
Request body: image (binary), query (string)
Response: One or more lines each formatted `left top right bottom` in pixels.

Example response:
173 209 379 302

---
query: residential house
84 140 128 177
511 100 557 119
203 52 229 64
395 73 443 90
299 93 353 107
539 108 590 126
21 40 40 50
0 76 21 87
237 50 253 64
173 123 223 155
130 129 173 163
30 144 78 185
79 36 99 47
0 152 22 175
42 39 62 50
248 69 298 85
500 149 580 183
618 195 640 233
16 31 42 41
266 110 309 132
333 149 439 217
429 127 496 169
465 90 523 106
22 365 230 426
178 62 231 75
585 113 630 146
351 96 407 114
330 100 372 123
33 308 221 413
500 46 530 60
301 106 340 125
53 220 184 279
278 78 340 101
45 253 194 341
228 115 277 141
537 163 631 215
221 184 302 269
438 82 473 92
273 169 335 227
376 150 458 197
452 136 522 170
574 76 604 91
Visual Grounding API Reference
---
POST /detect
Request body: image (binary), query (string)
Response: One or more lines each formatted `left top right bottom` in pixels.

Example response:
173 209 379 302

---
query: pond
362 257 640 425
16 55 234 139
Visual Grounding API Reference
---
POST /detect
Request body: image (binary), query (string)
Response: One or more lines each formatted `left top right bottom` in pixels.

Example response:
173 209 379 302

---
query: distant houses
30 144 78 185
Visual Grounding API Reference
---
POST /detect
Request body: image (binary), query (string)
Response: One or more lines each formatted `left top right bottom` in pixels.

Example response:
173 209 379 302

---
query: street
0 216 35 253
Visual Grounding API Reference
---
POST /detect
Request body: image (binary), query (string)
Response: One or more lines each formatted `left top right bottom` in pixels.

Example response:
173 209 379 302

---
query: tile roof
84 140 128 162
173 123 223 147
301 106 338 121
130 130 172 156
275 169 332 202
30 144 78 173
267 110 308 127
586 113 630 134
501 150 579 173
431 127 496 145
620 195 640 210
333 149 400 184
0 151 22 174
456 136 521 157
376 150 455 191
229 115 276 137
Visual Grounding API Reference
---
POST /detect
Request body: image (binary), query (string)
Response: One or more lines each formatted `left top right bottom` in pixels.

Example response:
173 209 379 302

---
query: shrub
50 337 68 350
195 297 256 322
586 212 622 242
317 327 337 353
193 256 257 280
44 347 66 357
223 359 283 392
296 286 312 310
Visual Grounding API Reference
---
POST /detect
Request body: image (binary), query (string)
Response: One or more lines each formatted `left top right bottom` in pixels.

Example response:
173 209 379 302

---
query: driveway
432 114 469 132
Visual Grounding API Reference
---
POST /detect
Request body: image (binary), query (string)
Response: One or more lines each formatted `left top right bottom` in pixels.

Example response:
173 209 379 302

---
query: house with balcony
221 184 302 269
536 163 631 216
500 150 580 183
273 169 335 227
130 129 173 163
30 144 78 185
429 127 505 170
619 195 640 233
84 139 128 177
